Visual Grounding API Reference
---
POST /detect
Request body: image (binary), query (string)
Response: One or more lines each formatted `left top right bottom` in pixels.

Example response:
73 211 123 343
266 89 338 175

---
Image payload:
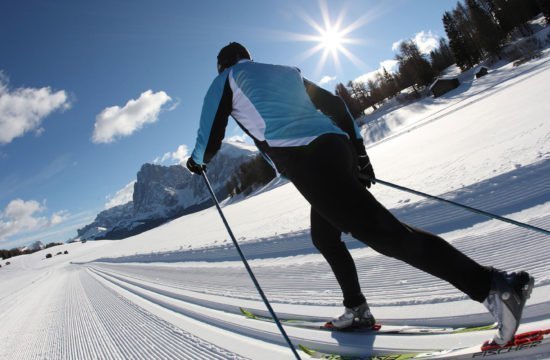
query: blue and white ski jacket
191 60 364 168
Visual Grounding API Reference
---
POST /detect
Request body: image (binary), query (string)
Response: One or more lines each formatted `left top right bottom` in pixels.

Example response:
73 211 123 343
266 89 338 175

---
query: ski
297 328 550 359
299 344 422 360
239 307 497 334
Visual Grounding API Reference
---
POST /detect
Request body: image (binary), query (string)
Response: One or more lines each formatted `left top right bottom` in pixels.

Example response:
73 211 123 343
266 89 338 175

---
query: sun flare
280 0 378 76
320 27 345 53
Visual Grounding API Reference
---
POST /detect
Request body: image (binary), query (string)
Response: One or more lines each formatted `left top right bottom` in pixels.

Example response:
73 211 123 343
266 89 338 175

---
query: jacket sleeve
303 78 366 155
191 71 233 165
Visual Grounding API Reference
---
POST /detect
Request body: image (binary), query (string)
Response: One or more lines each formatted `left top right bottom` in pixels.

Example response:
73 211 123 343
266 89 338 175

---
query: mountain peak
78 142 258 240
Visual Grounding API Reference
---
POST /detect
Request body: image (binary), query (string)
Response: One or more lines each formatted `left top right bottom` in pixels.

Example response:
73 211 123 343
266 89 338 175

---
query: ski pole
374 178 550 236
201 172 302 360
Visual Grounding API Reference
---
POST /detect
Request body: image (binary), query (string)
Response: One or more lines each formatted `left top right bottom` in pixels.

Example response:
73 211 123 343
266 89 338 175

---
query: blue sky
0 0 457 248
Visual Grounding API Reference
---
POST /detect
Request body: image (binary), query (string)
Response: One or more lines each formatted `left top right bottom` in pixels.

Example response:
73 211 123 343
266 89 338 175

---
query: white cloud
381 59 399 72
155 152 172 164
392 31 440 55
171 145 189 164
92 90 174 144
227 134 251 143
105 181 136 209
354 59 399 85
50 210 69 225
391 39 404 52
1 209 94 249
153 144 190 165
354 70 380 85
413 30 440 55
356 30 439 86
0 199 66 241
319 75 336 85
0 72 70 145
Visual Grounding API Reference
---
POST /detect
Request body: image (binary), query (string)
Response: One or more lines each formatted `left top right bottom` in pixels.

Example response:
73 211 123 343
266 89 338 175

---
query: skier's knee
312 236 336 253
350 222 410 259
311 234 346 256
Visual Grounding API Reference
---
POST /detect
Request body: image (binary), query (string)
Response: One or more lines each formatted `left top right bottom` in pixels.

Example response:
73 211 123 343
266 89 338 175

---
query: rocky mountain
28 241 46 251
78 141 258 240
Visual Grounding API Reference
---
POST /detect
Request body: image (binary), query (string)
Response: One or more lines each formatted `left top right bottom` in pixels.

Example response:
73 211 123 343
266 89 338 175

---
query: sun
320 26 345 54
280 0 377 75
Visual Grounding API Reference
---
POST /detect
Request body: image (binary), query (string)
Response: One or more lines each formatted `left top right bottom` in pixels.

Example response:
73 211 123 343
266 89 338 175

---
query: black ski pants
267 134 492 308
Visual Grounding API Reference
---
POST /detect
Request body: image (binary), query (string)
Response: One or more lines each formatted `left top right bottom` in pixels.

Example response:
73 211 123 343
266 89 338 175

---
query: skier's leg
310 207 366 308
273 134 492 303
270 134 530 340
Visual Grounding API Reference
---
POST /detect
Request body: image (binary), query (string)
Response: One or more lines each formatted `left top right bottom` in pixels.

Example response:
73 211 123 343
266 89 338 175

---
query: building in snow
476 66 489 78
429 77 460 98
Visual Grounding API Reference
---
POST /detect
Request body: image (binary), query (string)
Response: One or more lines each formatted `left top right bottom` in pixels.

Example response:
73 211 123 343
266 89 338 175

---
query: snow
1 50 550 359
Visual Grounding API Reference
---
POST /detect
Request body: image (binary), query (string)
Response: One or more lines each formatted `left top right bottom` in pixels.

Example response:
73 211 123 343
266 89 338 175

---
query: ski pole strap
201 173 302 360
374 178 550 236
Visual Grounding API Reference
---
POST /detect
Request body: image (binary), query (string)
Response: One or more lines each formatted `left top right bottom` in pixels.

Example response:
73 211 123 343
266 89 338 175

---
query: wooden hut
476 66 489 78
429 77 460 98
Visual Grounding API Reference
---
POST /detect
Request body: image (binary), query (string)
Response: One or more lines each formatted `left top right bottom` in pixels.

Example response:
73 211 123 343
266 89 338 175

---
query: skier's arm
303 78 366 156
191 72 233 166
304 78 375 186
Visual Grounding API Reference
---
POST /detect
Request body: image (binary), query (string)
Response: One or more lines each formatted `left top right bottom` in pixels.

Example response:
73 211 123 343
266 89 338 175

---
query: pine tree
380 67 398 99
335 83 362 118
514 0 543 24
225 155 275 197
351 80 377 111
443 6 483 70
366 79 383 107
467 0 503 57
477 0 497 14
491 0 539 36
432 38 456 74
348 80 377 112
455 3 484 66
443 11 470 70
438 38 454 61
491 0 515 34
537 0 550 23
430 38 456 75
395 40 434 89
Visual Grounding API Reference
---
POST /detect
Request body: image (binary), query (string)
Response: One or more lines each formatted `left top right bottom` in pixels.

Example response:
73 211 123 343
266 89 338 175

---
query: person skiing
186 42 534 346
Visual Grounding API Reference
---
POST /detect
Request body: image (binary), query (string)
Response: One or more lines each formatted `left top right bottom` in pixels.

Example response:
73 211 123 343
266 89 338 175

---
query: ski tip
453 323 498 334
297 344 316 356
239 307 256 319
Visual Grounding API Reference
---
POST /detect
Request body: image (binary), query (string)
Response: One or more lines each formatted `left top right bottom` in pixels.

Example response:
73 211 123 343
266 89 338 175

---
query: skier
186 42 534 346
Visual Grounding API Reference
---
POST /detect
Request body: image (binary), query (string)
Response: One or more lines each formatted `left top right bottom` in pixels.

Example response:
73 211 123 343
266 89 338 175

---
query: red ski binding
481 329 550 351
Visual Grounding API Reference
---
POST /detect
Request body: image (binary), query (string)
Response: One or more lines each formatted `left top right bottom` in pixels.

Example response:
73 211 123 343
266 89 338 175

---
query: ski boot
329 302 376 330
483 268 535 345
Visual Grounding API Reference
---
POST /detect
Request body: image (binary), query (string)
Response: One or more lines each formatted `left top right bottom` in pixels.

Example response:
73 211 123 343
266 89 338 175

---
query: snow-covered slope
1 49 550 359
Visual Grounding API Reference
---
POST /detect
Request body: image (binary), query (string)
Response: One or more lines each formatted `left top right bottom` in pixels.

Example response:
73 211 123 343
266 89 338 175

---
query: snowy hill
1 47 550 359
77 141 257 240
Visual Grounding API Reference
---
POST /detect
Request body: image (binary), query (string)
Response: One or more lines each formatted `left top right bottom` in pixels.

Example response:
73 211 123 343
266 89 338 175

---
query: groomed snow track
79 167 550 359
85 260 550 359
0 266 249 360
3 162 545 359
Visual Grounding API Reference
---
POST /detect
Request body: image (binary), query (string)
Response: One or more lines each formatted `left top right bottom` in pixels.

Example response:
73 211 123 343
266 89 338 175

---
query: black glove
186 157 206 175
357 154 375 188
